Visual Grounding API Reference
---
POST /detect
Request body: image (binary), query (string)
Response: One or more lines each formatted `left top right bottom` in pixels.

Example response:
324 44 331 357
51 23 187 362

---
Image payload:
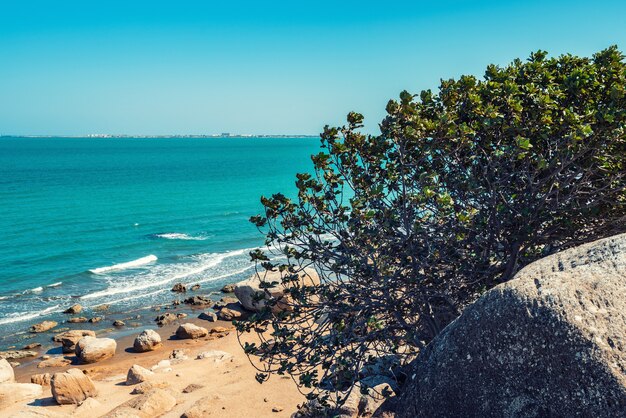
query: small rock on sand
126 364 155 385
195 350 233 362
176 323 208 339
182 383 204 393
198 312 218 322
31 372 52 386
37 357 72 368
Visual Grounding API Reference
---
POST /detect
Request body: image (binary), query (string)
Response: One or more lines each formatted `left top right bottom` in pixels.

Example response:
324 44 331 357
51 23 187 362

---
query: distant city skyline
1 0 625 136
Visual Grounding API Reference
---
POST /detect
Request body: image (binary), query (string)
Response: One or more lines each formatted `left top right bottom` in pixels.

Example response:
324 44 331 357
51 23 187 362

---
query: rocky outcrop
133 329 162 352
126 364 155 385
102 388 176 418
171 283 186 293
37 357 72 368
176 323 208 339
398 233 626 418
51 369 97 405
63 304 82 314
0 383 43 408
75 336 116 364
54 330 96 353
30 321 57 333
221 283 235 293
234 268 319 312
0 350 37 360
0 358 15 383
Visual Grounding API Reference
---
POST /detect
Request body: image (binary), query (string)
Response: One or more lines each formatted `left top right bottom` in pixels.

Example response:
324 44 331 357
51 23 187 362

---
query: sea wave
0 304 61 325
152 232 207 241
81 248 253 300
89 254 158 274
47 282 63 288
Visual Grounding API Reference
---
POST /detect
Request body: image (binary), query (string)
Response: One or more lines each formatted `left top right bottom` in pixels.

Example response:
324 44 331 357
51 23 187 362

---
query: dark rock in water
397 233 626 418
190 284 200 291
198 312 218 322
67 317 88 323
220 283 236 293
63 304 82 314
171 283 187 293
30 321 58 333
154 313 177 326
184 295 212 306
176 313 187 319
93 304 110 312
113 320 125 327
22 343 41 350
89 317 102 323
172 300 181 306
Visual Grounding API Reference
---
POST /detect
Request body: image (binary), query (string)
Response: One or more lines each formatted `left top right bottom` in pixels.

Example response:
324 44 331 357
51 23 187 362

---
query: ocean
0 136 320 349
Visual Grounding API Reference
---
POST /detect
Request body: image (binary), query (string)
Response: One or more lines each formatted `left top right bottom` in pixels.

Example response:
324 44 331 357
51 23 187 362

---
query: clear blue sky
1 0 625 136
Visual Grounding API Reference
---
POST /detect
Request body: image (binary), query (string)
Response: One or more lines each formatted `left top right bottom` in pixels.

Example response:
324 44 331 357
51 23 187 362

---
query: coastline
6 316 305 417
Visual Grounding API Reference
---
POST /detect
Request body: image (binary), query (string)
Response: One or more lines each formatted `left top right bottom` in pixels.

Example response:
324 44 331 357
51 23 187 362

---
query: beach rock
183 295 212 306
102 388 176 418
51 368 97 405
169 349 189 363
190 284 200 291
9 362 19 368
195 350 233 362
154 312 177 326
63 304 82 314
272 406 284 412
198 312 217 322
112 320 125 327
398 233 626 418
37 357 72 368
133 329 162 352
234 268 320 312
210 326 232 333
0 383 43 408
126 364 155 385
221 283 236 293
89 317 102 323
55 330 96 353
67 317 88 323
0 358 15 383
93 304 109 312
73 397 102 418
30 320 57 333
130 381 170 395
171 283 187 293
176 323 208 339
22 343 41 350
75 336 116 364
177 313 188 319
217 305 246 321
181 396 212 418
0 350 38 360
212 297 238 309
182 383 203 393
30 373 52 386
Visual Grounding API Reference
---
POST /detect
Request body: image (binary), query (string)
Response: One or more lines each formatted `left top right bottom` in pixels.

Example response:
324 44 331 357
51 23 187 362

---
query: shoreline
6 315 305 417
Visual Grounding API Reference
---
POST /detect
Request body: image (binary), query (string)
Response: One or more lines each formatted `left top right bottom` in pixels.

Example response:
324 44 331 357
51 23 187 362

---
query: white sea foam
23 286 43 294
90 254 158 274
81 248 253 300
154 233 207 241
47 282 62 287
0 305 61 325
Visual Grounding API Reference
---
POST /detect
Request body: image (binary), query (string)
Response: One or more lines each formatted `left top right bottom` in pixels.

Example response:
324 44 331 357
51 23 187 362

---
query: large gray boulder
398 233 626 418
234 268 320 312
133 329 162 352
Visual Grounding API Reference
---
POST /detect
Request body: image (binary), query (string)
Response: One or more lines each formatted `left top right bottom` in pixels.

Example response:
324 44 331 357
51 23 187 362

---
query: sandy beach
4 317 305 417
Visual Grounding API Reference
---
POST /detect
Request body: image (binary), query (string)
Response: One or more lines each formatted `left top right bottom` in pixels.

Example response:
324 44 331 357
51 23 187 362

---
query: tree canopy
237 46 626 411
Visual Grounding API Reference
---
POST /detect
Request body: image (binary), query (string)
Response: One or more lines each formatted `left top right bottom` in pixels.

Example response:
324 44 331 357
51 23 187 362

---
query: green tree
238 47 626 410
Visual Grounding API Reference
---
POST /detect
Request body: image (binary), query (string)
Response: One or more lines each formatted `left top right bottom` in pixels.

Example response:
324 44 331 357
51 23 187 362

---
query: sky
1 0 625 136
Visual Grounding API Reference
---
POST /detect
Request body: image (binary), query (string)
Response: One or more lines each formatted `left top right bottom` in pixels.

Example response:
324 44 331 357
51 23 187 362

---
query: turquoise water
0 137 320 345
